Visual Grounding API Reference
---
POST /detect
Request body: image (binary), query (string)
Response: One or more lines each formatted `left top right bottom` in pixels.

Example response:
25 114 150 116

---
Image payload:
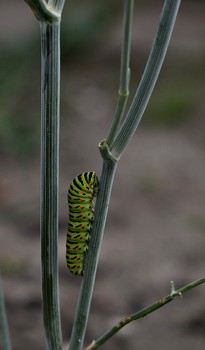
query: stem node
99 139 119 163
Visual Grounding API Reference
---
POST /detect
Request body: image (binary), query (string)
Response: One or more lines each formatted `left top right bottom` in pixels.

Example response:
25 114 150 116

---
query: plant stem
24 0 60 22
85 278 205 349
68 10 134 342
0 273 12 350
69 1 181 348
106 0 134 146
69 160 118 350
24 1 65 349
40 21 62 350
48 0 65 13
110 0 181 157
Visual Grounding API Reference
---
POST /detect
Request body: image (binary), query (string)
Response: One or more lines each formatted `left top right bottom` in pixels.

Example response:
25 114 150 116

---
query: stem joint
99 139 119 163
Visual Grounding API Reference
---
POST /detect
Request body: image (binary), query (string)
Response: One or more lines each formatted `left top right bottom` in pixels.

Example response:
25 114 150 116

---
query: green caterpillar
66 172 99 276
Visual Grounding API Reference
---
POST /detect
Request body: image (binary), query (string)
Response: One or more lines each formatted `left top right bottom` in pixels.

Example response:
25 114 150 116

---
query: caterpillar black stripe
66 172 99 276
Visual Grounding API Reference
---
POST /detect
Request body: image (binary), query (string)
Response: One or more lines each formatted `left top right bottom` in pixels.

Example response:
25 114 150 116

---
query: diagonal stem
85 278 205 349
110 0 181 158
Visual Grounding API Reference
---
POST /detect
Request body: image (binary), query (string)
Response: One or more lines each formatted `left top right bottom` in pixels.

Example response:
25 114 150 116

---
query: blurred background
0 1 205 349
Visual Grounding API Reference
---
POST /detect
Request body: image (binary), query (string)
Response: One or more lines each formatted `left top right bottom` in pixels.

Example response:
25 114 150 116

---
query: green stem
48 0 65 13
110 0 181 157
40 21 62 350
85 278 205 349
24 0 60 22
106 0 134 146
69 160 118 350
24 1 65 349
69 1 181 348
0 273 12 350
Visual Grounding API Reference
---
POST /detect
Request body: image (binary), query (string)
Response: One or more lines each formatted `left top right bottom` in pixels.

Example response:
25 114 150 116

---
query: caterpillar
66 172 99 276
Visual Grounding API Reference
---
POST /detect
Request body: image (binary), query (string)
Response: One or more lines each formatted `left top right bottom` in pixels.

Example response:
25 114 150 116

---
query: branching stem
110 0 181 157
85 278 205 349
68 1 181 349
24 0 60 22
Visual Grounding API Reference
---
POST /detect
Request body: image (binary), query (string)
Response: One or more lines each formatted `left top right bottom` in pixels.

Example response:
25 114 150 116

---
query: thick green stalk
40 21 62 350
110 0 181 157
24 2 65 350
106 0 134 146
0 273 12 350
85 278 205 349
69 159 118 350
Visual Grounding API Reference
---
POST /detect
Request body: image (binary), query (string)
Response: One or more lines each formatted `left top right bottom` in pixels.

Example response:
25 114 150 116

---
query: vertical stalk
106 0 134 146
69 160 117 350
0 274 12 350
40 21 62 350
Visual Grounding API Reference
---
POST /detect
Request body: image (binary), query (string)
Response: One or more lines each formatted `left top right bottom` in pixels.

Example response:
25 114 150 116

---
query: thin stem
106 0 134 146
119 0 134 93
40 21 62 350
85 278 205 349
110 0 181 157
69 160 118 350
0 273 12 350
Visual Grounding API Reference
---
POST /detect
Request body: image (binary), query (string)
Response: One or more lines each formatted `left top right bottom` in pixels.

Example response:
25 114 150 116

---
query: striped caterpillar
66 172 99 276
